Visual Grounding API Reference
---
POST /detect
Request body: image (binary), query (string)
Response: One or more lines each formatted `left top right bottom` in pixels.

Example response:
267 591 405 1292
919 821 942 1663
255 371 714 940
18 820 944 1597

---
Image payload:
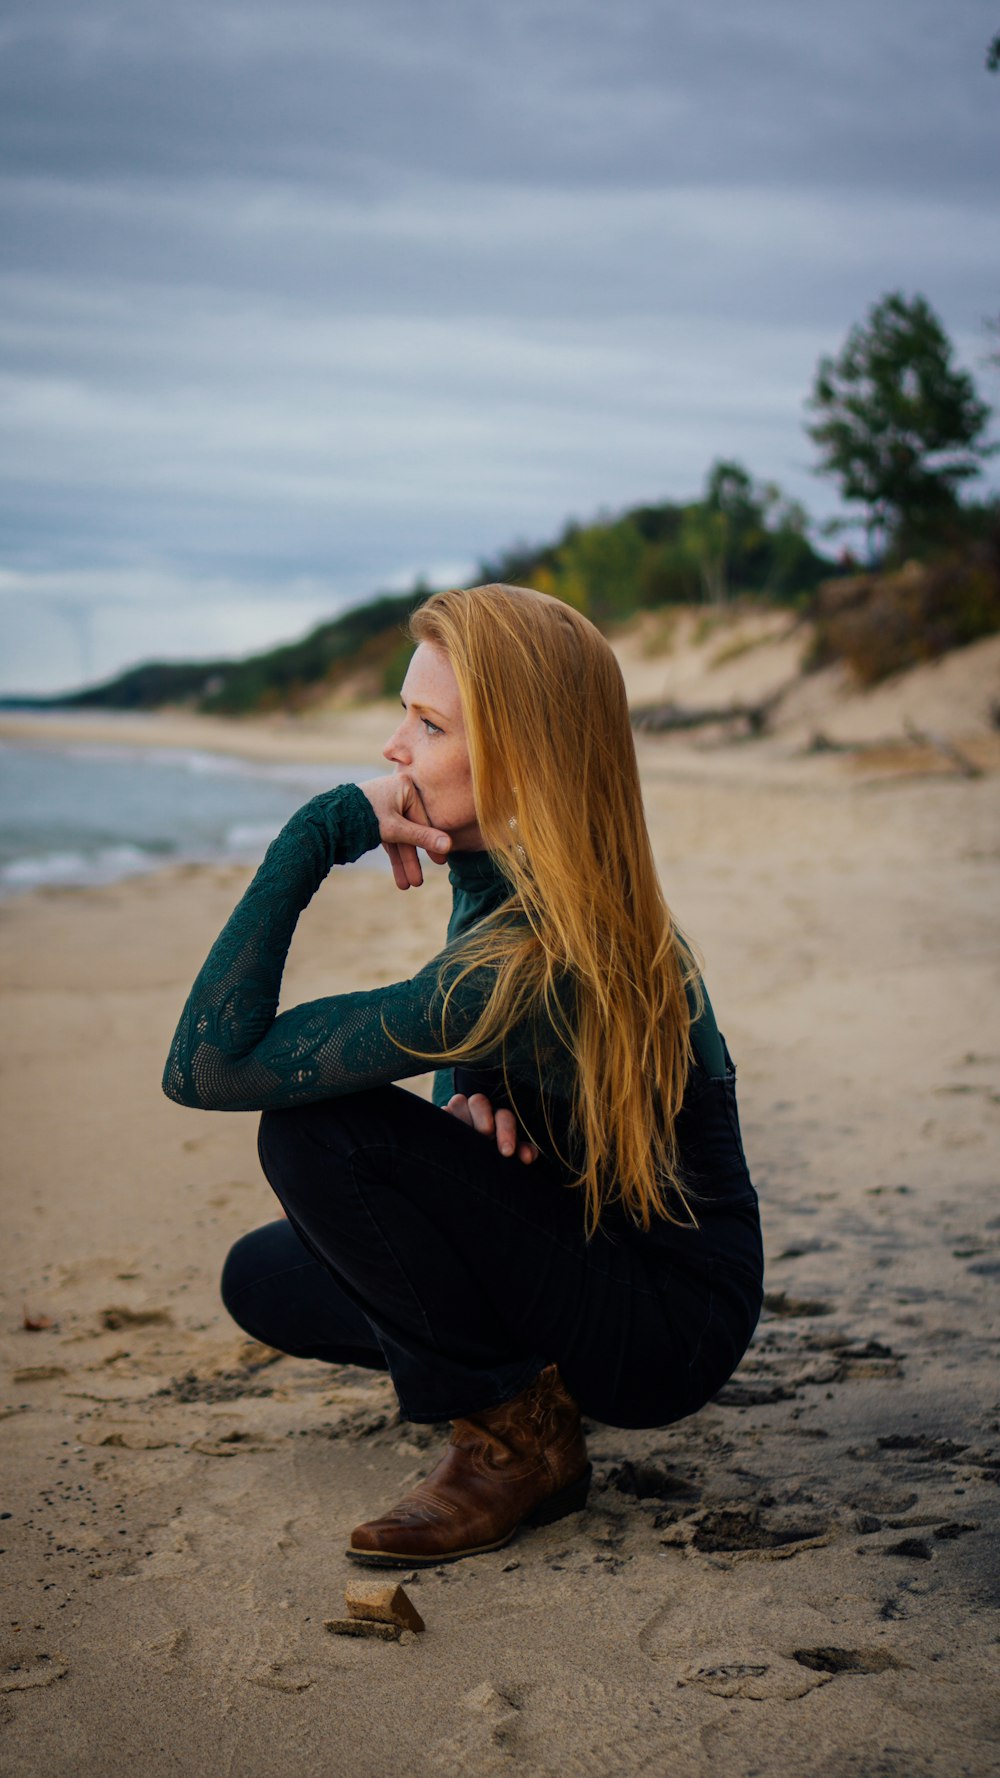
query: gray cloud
2 0 993 195
1 0 997 692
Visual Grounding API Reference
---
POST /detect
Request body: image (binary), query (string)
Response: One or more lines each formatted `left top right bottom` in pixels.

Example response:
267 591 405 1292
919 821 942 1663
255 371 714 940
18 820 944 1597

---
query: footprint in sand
79 1422 179 1450
793 1646 906 1675
677 1651 830 1700
98 1306 174 1331
56 1256 141 1287
659 1504 833 1559
762 1290 832 1318
712 1378 800 1405
146 1626 192 1673
884 1535 934 1560
602 1458 701 1506
640 1595 908 1704
181 1133 236 1156
0 1631 68 1694
876 1433 968 1462
11 1365 68 1385
189 1429 275 1457
433 1678 667 1778
245 1661 315 1693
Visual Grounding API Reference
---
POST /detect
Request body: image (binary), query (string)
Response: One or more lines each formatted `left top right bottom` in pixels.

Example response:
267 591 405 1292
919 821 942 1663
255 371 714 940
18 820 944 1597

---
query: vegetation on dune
25 289 999 715
49 468 837 715
60 657 233 712
482 461 830 622
808 521 1000 687
59 591 421 715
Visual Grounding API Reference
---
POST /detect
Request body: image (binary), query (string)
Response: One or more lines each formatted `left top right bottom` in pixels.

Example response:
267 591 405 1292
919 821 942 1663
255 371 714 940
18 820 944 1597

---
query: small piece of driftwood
805 726 983 778
631 685 787 738
325 1618 402 1642
903 721 982 779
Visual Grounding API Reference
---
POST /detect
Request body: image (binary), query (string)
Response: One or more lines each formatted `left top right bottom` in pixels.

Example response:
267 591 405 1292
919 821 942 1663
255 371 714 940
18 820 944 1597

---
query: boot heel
525 1464 592 1528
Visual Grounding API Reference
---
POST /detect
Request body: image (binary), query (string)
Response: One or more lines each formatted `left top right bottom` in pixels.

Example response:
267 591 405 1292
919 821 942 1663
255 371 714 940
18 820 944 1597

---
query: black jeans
222 1061 763 1428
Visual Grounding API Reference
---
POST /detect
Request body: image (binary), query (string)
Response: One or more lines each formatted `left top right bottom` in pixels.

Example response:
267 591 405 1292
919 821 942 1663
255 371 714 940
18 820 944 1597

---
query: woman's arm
161 781 462 1112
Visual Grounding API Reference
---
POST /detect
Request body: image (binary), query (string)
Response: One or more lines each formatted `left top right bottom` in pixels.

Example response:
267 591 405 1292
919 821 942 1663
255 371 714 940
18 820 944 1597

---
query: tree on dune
805 292 995 562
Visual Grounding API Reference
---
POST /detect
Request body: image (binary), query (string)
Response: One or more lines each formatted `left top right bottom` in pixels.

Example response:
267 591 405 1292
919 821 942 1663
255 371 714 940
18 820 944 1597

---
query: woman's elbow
162 1061 200 1108
161 1063 252 1114
161 1055 221 1110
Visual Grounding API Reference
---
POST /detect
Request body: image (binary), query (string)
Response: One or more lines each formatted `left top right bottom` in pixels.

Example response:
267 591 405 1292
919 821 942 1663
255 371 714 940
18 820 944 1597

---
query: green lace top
162 783 724 1127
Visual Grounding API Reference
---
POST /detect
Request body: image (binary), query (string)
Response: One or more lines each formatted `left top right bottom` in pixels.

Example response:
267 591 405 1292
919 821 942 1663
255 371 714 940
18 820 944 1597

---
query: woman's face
382 643 485 851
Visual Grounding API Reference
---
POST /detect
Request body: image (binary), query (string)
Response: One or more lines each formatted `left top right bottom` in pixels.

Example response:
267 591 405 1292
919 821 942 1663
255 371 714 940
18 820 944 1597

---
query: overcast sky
2 0 998 694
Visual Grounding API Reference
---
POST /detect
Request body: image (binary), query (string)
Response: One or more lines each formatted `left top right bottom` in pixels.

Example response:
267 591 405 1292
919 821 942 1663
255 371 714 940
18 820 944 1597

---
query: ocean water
0 733 384 895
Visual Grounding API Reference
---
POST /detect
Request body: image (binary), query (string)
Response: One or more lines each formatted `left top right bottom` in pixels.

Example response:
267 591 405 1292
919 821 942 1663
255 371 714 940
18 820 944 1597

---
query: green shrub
808 528 1000 685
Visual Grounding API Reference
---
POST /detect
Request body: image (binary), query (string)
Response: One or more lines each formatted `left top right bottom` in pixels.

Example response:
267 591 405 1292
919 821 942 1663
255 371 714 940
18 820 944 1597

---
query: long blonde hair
409 583 701 1235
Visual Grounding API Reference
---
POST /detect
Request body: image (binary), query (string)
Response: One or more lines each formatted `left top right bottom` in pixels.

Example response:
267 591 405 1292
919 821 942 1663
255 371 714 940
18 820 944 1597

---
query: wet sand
2 681 999 1775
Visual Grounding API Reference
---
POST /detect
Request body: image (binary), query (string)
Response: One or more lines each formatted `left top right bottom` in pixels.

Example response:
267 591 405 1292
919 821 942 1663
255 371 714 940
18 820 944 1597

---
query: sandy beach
2 647 999 1775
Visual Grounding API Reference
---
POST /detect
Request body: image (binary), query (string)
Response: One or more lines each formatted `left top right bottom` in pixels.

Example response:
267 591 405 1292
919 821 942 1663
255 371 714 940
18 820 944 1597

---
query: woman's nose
382 723 409 765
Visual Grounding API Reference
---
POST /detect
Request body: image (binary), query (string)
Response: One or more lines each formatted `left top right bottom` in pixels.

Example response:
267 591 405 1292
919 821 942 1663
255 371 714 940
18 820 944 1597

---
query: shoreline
0 711 396 899
0 704 399 767
2 699 998 906
5 699 999 793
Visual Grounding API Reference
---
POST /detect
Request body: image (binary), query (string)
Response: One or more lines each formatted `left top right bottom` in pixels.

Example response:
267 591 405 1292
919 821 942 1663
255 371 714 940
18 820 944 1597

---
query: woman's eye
421 718 443 736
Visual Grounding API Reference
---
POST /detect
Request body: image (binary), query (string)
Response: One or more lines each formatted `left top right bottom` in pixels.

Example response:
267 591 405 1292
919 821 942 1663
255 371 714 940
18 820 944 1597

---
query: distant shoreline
0 703 399 767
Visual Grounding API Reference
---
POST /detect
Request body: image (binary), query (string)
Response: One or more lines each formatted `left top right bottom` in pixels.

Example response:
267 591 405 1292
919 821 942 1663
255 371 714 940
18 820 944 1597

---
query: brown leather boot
346 1364 590 1567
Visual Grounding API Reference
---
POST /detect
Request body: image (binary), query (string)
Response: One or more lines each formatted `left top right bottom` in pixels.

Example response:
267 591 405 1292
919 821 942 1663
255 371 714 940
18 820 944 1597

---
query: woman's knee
220 1223 285 1336
257 1091 410 1205
257 1106 302 1191
257 1099 357 1188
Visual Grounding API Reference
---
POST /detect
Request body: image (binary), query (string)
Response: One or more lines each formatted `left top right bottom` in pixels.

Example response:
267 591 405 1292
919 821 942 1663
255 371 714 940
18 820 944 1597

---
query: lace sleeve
161 781 478 1111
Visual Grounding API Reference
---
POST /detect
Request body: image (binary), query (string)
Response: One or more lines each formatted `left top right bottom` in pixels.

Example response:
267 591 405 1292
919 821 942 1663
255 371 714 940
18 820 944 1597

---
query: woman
163 584 763 1567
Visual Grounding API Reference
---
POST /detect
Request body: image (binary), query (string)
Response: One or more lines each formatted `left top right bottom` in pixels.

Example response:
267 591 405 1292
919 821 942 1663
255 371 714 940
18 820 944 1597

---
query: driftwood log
630 684 789 738
806 725 982 779
903 721 982 778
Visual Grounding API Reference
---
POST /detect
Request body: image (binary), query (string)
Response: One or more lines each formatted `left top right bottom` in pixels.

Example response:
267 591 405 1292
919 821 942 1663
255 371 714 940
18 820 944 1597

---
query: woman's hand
445 1092 539 1164
360 774 451 891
